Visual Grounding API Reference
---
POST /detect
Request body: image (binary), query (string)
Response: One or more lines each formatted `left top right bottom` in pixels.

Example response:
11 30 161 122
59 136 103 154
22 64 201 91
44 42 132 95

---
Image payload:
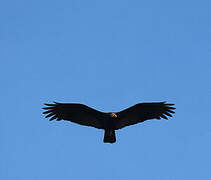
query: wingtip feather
160 114 168 120
167 109 175 114
164 112 173 117
49 115 57 121
44 103 55 106
45 112 56 118
166 103 175 106
42 109 54 114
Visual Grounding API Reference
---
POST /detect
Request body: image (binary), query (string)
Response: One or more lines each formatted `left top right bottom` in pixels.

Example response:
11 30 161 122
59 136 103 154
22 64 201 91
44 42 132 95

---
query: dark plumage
42 101 175 143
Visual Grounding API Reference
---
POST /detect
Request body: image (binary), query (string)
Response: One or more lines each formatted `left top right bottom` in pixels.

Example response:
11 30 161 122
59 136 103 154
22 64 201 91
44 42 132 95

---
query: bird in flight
42 101 175 143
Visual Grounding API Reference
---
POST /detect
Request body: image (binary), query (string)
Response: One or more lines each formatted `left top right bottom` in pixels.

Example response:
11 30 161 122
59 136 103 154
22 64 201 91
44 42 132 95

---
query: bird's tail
104 130 116 143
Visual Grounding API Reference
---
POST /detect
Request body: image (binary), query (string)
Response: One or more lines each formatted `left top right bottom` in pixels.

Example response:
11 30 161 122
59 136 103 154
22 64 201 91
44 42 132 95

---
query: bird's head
110 113 117 118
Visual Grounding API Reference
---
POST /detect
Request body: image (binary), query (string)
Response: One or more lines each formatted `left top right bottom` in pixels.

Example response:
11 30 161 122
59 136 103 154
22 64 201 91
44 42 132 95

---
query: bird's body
42 102 175 143
102 113 118 143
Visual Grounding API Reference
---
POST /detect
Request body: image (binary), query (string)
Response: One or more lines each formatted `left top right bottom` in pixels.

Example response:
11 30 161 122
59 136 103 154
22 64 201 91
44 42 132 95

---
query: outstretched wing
115 102 175 129
42 102 105 129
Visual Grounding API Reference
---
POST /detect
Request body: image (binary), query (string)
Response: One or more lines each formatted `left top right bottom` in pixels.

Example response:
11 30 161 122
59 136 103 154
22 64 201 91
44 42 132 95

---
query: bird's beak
111 113 117 118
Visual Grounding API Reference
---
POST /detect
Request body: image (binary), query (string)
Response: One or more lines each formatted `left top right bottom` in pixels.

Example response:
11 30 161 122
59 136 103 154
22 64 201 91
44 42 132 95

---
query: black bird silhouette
42 102 175 143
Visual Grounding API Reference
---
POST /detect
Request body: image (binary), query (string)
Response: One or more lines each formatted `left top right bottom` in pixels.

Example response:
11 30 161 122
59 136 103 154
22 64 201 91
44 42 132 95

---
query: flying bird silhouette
42 101 175 143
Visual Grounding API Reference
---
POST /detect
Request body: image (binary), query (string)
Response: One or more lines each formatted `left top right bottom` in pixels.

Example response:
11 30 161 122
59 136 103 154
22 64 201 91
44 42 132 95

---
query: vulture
42 102 175 143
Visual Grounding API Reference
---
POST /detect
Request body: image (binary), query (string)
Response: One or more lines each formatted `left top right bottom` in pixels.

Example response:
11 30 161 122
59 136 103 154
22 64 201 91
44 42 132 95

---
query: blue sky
1 0 211 179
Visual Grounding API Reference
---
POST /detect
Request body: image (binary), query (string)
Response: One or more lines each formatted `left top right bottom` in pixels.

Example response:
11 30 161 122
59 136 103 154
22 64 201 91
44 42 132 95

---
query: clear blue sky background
1 0 211 179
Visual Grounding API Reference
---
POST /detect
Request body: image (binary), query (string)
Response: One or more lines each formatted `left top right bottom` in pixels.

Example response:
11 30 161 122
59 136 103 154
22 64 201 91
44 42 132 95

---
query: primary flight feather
42 101 175 143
